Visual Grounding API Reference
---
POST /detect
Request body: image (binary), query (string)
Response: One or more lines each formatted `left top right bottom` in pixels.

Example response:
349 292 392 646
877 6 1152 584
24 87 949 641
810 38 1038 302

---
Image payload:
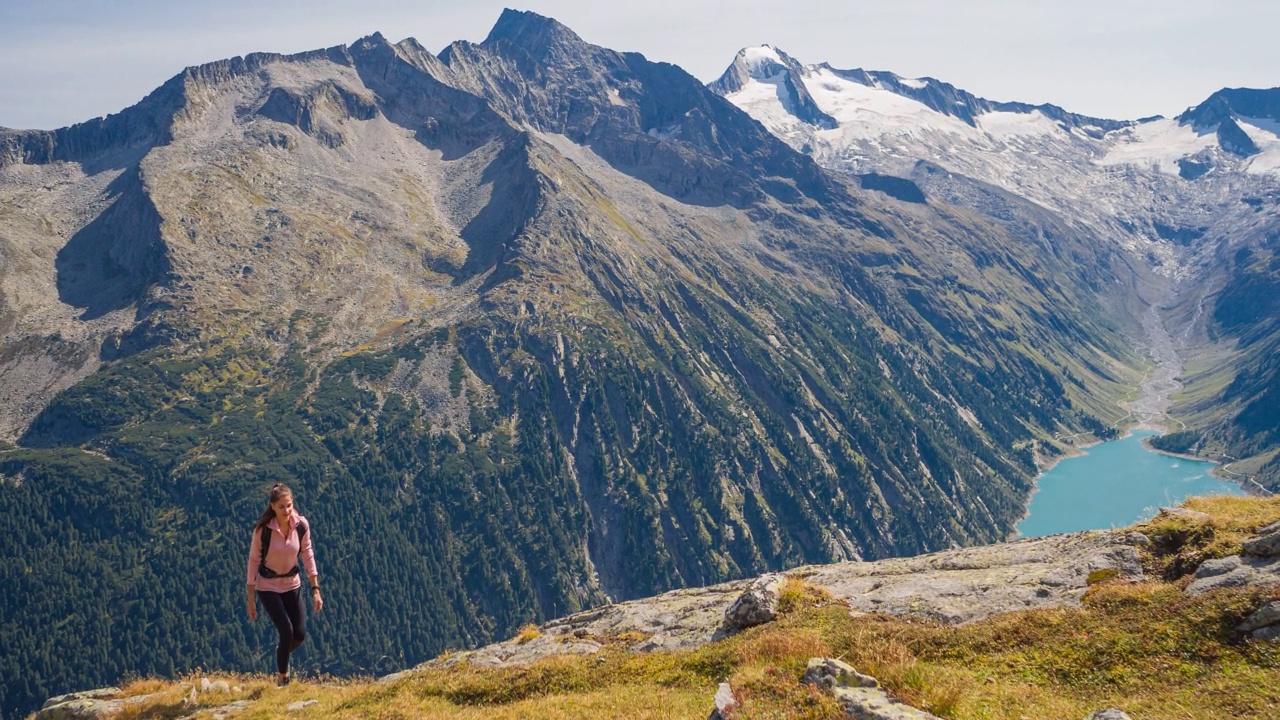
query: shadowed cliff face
0 11 1157 718
56 166 170 320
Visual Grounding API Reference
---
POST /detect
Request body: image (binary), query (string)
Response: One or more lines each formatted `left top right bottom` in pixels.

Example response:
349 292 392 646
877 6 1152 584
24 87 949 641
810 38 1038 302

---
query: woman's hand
312 590 324 613
247 600 257 621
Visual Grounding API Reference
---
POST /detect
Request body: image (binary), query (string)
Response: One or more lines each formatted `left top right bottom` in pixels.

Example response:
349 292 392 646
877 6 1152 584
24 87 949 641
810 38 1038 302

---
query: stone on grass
1238 601 1280 633
1243 530 1280 558
287 699 319 712
803 658 939 720
35 689 160 720
1084 709 1133 720
707 682 736 720
1194 556 1242 578
724 573 784 629
802 657 878 690
1158 507 1209 523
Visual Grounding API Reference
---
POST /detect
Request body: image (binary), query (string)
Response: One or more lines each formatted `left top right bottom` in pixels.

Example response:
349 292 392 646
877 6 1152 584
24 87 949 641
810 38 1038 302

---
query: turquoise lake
1015 429 1245 538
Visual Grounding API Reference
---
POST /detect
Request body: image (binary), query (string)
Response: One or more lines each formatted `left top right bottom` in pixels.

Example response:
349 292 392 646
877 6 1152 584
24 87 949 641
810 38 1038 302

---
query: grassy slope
90 495 1280 720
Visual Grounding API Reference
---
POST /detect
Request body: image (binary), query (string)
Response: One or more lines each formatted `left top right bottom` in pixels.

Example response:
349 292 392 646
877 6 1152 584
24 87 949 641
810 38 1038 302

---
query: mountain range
0 9 1276 718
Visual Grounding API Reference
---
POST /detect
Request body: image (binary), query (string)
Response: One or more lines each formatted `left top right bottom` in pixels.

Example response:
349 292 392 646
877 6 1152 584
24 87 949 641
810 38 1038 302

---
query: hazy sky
2 0 1278 130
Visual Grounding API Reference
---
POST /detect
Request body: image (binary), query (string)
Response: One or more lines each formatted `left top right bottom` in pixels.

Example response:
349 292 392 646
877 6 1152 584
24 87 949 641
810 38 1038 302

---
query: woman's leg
283 587 306 654
257 590 296 678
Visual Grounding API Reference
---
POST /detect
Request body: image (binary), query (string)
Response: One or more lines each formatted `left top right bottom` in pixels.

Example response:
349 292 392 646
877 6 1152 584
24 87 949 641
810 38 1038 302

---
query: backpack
257 519 308 579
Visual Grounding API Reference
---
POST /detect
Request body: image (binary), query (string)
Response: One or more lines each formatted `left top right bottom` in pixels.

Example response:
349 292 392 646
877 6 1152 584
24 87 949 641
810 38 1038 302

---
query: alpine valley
0 10 1276 718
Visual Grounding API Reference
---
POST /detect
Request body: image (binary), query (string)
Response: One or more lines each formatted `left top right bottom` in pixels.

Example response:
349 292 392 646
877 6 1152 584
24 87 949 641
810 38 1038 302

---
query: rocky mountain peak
483 8 586 60
1174 88 1280 157
1179 87 1280 127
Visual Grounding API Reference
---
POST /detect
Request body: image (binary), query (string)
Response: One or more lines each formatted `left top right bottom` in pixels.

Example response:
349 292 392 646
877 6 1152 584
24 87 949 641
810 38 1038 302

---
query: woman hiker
246 482 323 686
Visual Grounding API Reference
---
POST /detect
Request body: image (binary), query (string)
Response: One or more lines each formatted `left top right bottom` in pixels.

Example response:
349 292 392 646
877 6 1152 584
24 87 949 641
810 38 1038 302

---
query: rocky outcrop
1186 520 1280 595
803 658 941 719
723 573 784 630
1238 601 1280 641
404 528 1145 672
35 688 159 720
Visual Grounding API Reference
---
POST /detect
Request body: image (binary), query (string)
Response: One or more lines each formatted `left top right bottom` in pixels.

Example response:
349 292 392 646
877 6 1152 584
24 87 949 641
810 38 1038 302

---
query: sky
2 0 1278 130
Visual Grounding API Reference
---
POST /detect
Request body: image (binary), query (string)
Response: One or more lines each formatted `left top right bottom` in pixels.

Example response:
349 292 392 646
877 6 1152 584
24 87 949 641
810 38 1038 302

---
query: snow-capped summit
710 46 1280 279
710 45 835 129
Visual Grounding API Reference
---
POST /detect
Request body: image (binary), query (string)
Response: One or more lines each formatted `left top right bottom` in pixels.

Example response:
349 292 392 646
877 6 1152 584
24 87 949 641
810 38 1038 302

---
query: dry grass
515 623 543 644
100 498 1280 719
1137 495 1280 579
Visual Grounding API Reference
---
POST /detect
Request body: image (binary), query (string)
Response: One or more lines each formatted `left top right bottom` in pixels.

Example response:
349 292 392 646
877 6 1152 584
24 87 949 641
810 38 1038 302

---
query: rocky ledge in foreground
393 528 1147 674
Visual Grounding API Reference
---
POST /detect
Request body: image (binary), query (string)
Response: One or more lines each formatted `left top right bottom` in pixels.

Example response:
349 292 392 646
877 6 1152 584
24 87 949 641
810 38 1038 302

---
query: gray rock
35 699 122 720
1253 625 1280 642
802 657 878 690
802 658 939 719
286 699 320 711
1186 554 1280 594
724 573 785 629
1123 532 1152 548
412 530 1149 671
201 678 232 693
209 700 251 719
1158 507 1210 523
1084 710 1133 720
1238 601 1280 633
707 682 736 720
1195 555 1242 578
41 689 120 710
35 690 159 720
1184 563 1256 594
1243 531 1280 557
1258 520 1280 536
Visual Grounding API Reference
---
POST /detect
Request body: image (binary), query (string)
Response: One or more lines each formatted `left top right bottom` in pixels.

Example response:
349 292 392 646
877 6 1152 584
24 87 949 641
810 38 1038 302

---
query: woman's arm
300 523 322 612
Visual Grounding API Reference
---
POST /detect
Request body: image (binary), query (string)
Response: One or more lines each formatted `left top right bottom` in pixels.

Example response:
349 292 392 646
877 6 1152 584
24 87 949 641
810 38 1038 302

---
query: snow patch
1237 118 1280 175
898 77 929 90
1100 119 1218 175
977 110 1062 138
804 66 972 137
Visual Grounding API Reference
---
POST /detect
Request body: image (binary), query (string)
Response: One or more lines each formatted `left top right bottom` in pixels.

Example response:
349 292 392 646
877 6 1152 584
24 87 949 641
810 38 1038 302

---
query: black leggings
259 588 306 675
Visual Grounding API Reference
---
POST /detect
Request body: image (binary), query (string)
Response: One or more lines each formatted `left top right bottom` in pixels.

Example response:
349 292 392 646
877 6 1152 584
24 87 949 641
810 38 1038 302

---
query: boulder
1194 556 1242 578
201 677 232 693
1242 530 1280 558
1253 625 1280 642
1158 507 1210 523
286 699 319 711
35 689 159 720
724 573 785 630
802 657 879 690
707 682 736 720
1084 710 1133 720
802 658 940 719
1238 601 1280 633
40 689 121 710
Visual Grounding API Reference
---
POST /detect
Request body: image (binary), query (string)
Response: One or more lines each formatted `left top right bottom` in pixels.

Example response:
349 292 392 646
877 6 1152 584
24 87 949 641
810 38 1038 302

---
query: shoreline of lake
1014 428 1242 539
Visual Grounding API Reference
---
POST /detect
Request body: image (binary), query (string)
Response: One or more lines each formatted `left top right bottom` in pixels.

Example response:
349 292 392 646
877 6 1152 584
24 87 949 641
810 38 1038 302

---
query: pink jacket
247 511 318 593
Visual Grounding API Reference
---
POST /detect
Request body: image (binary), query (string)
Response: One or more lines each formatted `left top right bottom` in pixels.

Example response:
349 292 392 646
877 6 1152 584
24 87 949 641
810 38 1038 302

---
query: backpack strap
257 520 305 579
257 523 274 579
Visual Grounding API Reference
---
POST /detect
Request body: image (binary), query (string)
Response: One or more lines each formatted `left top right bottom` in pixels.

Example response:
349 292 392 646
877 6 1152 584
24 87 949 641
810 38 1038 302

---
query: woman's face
271 494 295 517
